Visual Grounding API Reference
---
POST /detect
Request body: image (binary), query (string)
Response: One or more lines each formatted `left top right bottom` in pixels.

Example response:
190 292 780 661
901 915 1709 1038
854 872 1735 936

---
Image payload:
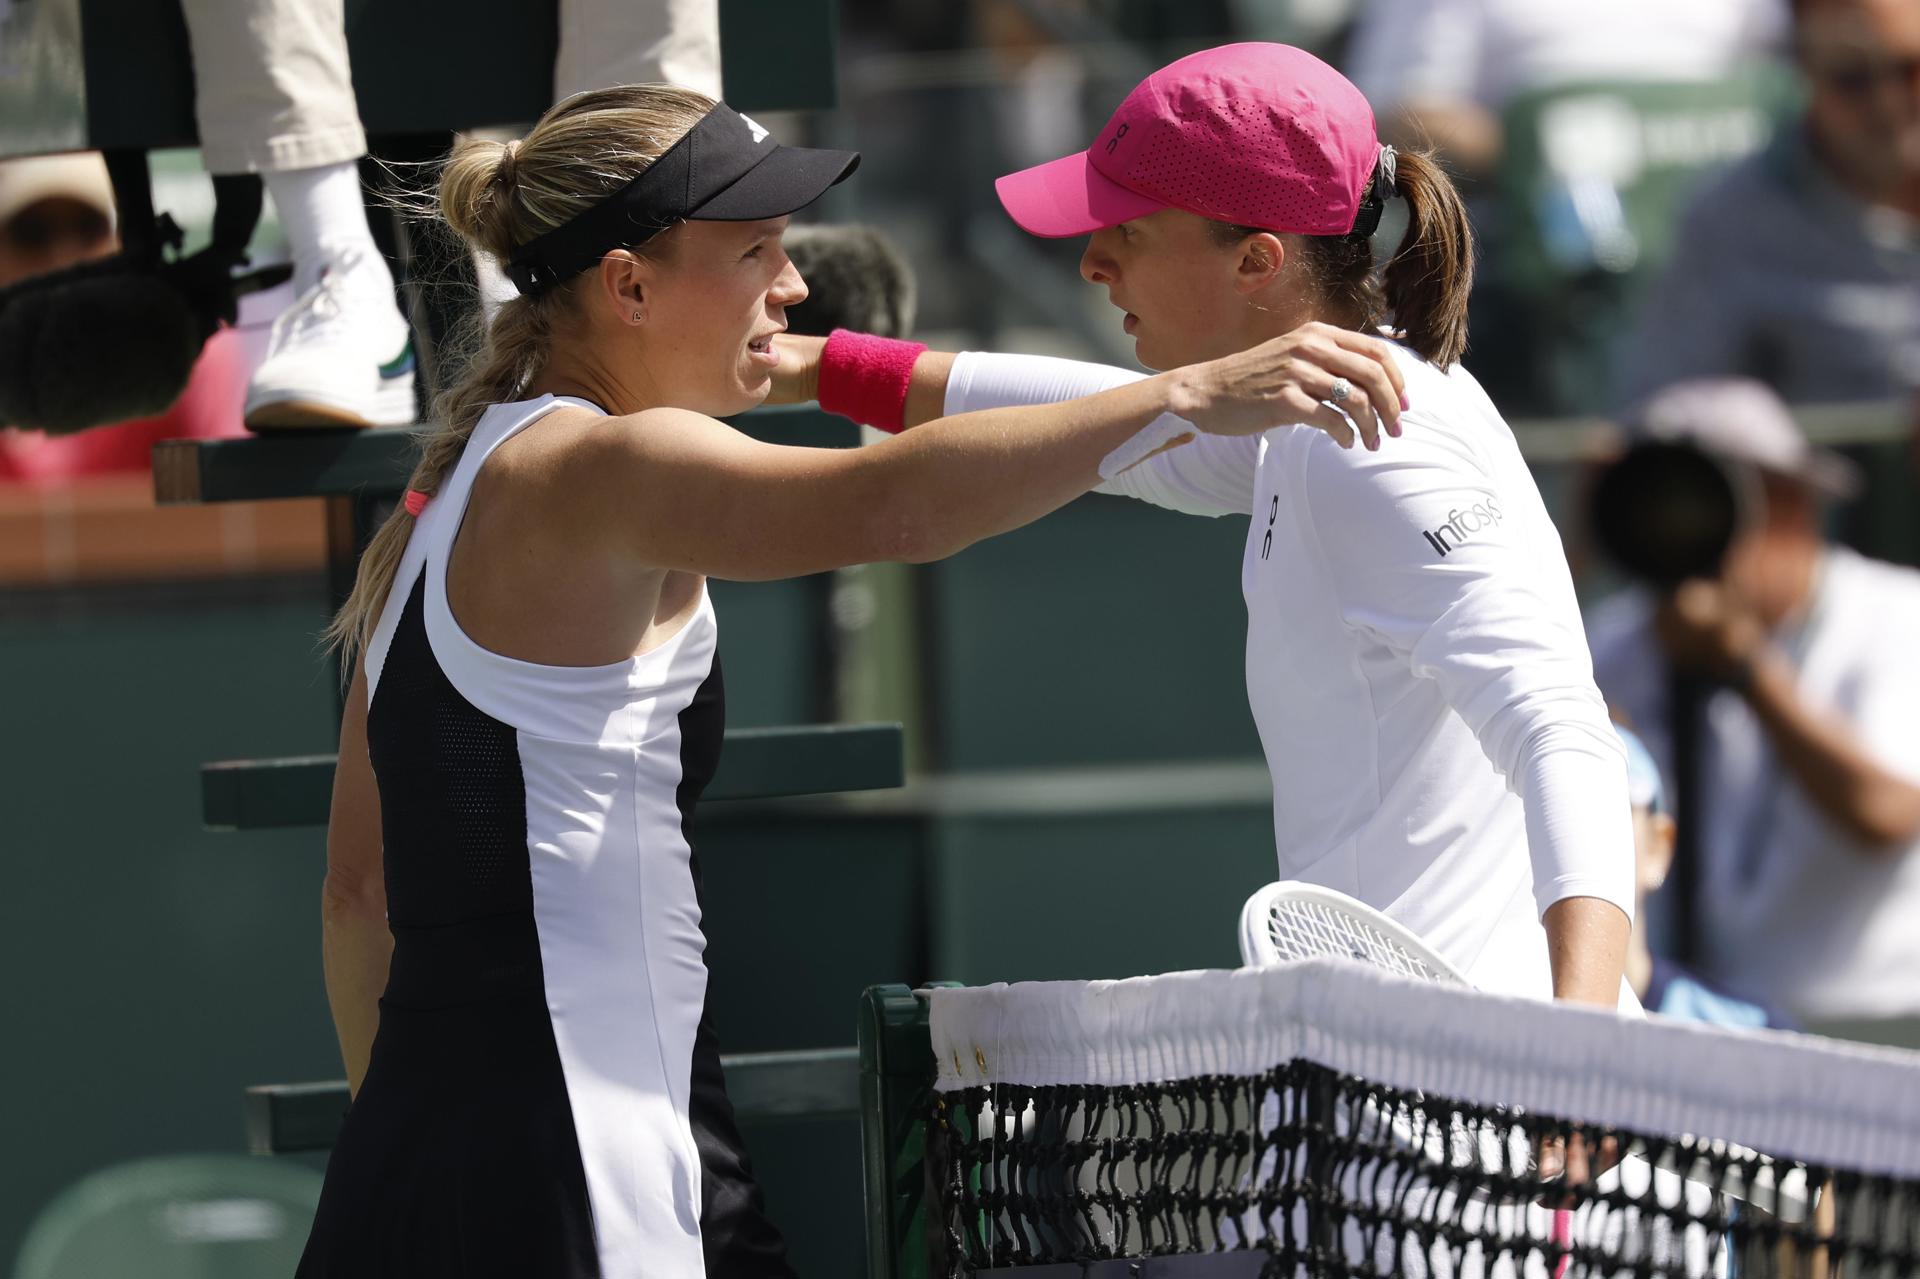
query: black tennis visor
505 104 860 296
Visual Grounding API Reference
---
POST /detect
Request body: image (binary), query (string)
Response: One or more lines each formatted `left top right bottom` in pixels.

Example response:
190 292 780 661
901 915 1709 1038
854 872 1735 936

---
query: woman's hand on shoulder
1166 322 1406 449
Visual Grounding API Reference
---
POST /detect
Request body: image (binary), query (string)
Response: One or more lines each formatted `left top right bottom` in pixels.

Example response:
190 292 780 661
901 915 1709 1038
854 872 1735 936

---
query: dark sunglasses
1 201 113 252
1809 55 1920 98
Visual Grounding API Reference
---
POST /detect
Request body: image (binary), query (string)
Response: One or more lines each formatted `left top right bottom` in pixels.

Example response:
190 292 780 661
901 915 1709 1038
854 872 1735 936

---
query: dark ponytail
1378 149 1474 368
1210 146 1476 368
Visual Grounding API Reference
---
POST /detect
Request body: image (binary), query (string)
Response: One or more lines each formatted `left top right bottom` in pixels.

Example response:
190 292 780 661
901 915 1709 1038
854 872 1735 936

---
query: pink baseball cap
995 42 1383 239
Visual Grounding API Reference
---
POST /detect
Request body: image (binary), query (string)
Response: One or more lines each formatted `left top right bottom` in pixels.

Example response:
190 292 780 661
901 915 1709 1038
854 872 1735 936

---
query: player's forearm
322 876 392 1098
768 333 955 428
1742 647 1920 852
868 373 1189 561
1543 896 1630 1009
902 349 959 428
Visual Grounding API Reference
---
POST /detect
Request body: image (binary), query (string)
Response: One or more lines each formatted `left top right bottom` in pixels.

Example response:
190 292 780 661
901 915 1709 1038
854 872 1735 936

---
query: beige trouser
179 0 364 173
554 0 722 104
178 0 722 175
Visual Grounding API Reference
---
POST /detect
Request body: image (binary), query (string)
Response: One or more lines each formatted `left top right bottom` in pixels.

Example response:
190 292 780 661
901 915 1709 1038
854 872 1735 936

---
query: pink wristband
816 328 927 435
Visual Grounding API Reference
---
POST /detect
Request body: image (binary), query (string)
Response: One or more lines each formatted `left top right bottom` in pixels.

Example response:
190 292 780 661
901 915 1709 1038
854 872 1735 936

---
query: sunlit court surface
3 0 1919 1275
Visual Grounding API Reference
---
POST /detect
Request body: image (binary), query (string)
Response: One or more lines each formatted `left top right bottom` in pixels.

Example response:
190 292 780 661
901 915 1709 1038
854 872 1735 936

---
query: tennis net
916 960 1920 1278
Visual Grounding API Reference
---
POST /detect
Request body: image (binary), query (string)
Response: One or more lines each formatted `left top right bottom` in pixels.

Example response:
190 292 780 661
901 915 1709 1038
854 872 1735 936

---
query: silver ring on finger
1328 377 1353 404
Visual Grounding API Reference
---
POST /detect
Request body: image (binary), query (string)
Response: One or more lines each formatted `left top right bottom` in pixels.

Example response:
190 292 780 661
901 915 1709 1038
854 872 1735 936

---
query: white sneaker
244 251 416 430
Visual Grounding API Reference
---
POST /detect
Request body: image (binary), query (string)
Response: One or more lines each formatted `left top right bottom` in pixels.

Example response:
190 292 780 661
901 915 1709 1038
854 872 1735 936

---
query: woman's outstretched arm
773 323 1405 448
769 324 1406 518
581 331 1403 582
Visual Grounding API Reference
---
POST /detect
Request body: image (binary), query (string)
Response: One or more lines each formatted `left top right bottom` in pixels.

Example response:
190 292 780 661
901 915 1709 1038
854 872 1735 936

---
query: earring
632 311 643 323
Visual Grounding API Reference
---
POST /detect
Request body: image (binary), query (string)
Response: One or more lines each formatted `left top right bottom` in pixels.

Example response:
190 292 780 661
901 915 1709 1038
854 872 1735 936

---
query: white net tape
929 960 1920 1181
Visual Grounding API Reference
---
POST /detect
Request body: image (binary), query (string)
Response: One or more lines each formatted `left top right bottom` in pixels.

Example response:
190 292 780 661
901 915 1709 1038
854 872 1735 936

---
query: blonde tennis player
780 43 1635 1010
304 82 1411 1279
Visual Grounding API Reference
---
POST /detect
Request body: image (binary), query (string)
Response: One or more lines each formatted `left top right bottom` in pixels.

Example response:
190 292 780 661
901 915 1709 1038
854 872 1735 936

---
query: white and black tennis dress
297 395 792 1278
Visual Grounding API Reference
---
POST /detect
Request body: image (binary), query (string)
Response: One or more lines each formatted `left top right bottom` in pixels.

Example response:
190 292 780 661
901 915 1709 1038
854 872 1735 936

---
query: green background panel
710 578 832 727
926 799 1275 984
693 813 928 1054
0 594 340 1265
919 495 1259 771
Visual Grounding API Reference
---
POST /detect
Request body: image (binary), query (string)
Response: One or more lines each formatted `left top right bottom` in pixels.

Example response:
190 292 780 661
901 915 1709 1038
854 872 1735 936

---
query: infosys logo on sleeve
1422 498 1504 557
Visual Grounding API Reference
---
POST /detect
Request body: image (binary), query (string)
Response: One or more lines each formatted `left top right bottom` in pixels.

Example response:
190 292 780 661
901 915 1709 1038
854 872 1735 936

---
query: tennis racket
1238 879 1470 983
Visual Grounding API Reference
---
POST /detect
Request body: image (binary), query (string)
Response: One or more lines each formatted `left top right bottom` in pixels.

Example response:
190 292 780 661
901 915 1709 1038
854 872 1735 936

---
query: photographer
1586 378 1920 1037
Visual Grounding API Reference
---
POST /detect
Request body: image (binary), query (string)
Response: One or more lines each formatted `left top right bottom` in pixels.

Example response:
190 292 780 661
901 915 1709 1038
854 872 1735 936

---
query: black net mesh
929 1059 1920 1278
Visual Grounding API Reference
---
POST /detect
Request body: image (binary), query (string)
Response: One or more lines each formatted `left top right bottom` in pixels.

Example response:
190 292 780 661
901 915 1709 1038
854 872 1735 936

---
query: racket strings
1263 898 1462 985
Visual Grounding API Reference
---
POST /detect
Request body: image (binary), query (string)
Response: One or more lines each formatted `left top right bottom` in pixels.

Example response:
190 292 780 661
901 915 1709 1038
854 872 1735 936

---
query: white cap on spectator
0 152 115 231
1629 377 1862 500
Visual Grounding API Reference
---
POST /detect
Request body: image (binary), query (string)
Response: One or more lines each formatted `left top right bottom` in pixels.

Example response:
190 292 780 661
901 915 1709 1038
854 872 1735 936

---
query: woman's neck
529 350 658 418
1236 289 1370 358
526 318 675 412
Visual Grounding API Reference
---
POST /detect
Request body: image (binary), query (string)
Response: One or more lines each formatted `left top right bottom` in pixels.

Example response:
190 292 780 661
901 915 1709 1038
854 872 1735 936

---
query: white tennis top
946 345 1636 1002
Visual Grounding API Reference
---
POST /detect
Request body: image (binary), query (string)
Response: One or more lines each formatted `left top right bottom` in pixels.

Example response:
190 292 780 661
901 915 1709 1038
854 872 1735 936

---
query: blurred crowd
854 0 1917 409
12 1 1913 449
2 0 1917 1035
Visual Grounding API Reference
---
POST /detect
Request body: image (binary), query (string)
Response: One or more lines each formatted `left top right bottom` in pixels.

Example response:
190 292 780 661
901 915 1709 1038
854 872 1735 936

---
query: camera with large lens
1587 439 1757 588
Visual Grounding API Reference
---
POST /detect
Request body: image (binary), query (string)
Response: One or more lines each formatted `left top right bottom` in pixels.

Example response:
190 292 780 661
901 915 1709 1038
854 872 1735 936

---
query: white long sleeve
943 351 1258 518
1286 378 1635 925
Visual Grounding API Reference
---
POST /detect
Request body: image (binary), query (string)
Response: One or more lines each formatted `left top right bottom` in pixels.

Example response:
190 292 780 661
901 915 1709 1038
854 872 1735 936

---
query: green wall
919 494 1258 771
1 590 341 1266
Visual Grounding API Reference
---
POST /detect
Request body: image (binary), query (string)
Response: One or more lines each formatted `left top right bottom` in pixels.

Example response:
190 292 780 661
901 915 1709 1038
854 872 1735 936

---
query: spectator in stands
1346 0 1786 414
1586 379 1920 1034
177 0 721 430
975 0 1097 174
0 153 245 485
0 153 115 286
1345 0 1784 182
1620 0 1920 403
1614 723 1796 1029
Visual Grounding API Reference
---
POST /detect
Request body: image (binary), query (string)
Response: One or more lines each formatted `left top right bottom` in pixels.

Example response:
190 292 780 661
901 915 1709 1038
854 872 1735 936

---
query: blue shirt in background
1646 956 1798 1032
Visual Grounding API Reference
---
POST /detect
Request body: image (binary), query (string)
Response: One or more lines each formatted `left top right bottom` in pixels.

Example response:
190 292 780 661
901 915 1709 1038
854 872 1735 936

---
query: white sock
263 161 390 295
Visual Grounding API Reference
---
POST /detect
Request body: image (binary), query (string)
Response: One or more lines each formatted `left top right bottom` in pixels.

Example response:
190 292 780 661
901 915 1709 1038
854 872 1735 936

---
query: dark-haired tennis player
782 44 1636 1011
